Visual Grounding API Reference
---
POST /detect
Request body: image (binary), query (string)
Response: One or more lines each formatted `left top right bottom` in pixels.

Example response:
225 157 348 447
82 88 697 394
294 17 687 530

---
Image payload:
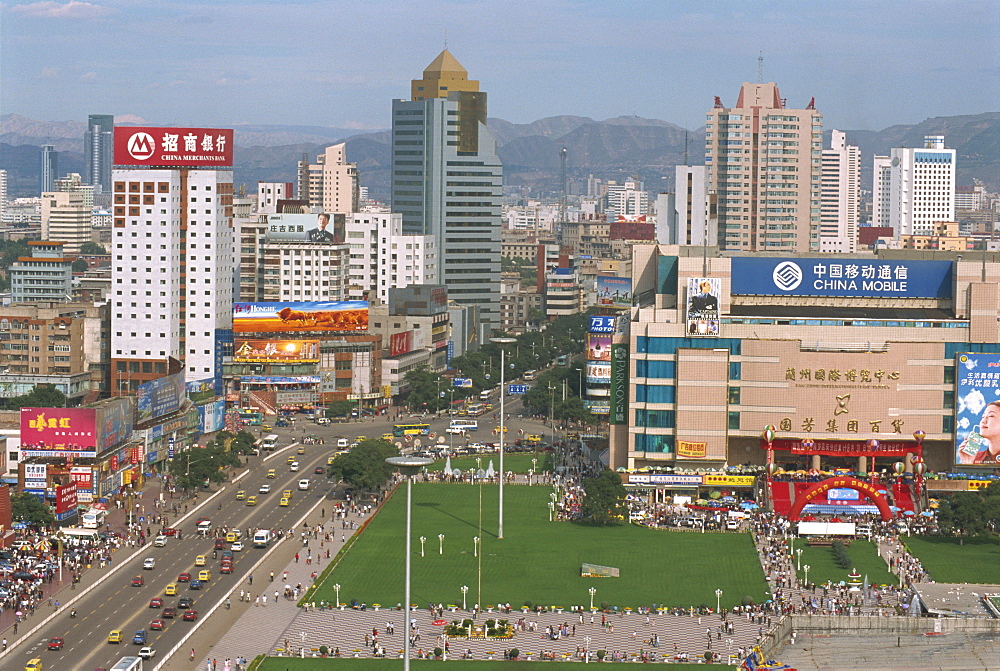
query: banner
233 339 320 363
596 276 633 309
677 440 707 458
956 353 1000 466
265 212 345 245
137 372 186 423
114 126 233 167
233 301 368 333
24 464 47 489
586 362 611 384
686 277 720 337
389 331 413 358
610 344 630 425
587 334 612 362
731 258 953 299
69 466 94 492
55 482 78 514
770 437 914 457
21 408 98 457
702 474 756 487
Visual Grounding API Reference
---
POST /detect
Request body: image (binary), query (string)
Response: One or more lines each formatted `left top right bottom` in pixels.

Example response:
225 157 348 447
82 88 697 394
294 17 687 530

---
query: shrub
741 595 755 607
523 600 533 609
597 650 607 660
462 618 474 628
485 618 496 629
509 648 520 659
434 647 443 658
319 645 328 656
600 600 610 611
831 540 852 569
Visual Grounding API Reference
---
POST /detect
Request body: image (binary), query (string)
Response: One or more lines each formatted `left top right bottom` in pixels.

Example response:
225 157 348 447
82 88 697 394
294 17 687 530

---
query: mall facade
608 245 1000 476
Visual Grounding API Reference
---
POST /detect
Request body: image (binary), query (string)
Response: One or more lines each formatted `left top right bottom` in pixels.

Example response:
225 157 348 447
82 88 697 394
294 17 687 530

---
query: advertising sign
508 384 528 395
686 277 721 337
587 334 612 362
69 466 93 492
20 408 98 457
97 397 134 450
114 126 233 167
610 344 630 425
596 275 633 309
676 440 707 458
589 316 616 333
24 464 46 489
233 301 368 333
584 400 610 415
265 212 346 245
731 258 953 299
701 474 756 487
453 378 473 388
956 352 1000 465
136 372 186 423
233 339 320 363
827 488 861 501
196 400 226 434
239 375 320 384
586 362 612 384
55 481 78 515
389 331 413 358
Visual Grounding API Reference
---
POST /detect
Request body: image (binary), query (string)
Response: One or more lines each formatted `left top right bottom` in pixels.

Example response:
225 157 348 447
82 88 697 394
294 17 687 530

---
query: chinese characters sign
955 353 1000 466
731 258 952 299
114 127 233 167
20 408 98 457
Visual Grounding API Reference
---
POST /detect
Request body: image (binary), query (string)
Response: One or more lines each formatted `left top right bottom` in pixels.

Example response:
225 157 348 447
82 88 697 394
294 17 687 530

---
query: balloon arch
785 475 893 522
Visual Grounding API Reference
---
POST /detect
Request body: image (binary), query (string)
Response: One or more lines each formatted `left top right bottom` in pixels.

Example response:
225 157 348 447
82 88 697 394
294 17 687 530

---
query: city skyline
2 0 997 132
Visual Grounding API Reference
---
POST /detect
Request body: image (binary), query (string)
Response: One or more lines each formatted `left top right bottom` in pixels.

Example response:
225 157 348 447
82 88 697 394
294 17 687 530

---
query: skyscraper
84 114 114 193
819 130 861 252
872 136 956 237
704 82 823 252
391 50 501 337
295 143 358 215
39 145 58 194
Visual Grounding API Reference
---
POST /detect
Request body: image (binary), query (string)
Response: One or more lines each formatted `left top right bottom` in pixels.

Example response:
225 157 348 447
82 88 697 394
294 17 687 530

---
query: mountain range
2 111 998 201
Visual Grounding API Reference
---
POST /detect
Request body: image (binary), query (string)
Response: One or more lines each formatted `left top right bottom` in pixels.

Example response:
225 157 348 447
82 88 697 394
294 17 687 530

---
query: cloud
40 67 60 79
79 71 97 81
10 1 113 19
114 114 146 124
342 120 387 131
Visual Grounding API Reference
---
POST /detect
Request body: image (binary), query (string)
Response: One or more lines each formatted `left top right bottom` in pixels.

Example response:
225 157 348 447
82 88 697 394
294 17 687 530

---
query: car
327 455 336 465
195 555 207 566
214 538 226 550
231 541 244 552
153 535 167 547
197 570 211 582
282 488 293 498
161 607 177 619
149 618 165 631
183 609 198 621
220 550 234 560
188 579 202 590
47 636 64 650
355 435 367 442
138 646 156 660
149 598 163 609
259 484 271 494
143 557 156 570
220 562 233 574
261 424 272 432
235 490 246 500
164 582 178 596
225 531 241 542
314 466 325 474
132 629 148 645
287 455 296 464
296 446 305 455
267 469 276 479
245 496 257 507
108 629 124 644
289 462 299 472
336 438 349 448
177 596 194 609
279 497 290 507
316 417 331 425
177 572 191 583
131 575 144 587
160 527 179 537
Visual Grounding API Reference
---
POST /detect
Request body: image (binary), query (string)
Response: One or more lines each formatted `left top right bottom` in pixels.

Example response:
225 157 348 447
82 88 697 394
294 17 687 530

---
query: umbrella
740 501 759 510
432 619 447 626
721 496 737 502
919 510 935 517
889 506 901 512
903 510 915 516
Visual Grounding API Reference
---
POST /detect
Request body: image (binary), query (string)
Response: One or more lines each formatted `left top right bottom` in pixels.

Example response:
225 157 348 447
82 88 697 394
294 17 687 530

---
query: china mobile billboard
114 126 234 167
686 277 721 337
596 275 633 309
233 301 369 333
136 372 186 423
956 352 1000 466
265 212 346 245
21 408 98 457
233 339 320 363
587 334 612 362
731 258 953 299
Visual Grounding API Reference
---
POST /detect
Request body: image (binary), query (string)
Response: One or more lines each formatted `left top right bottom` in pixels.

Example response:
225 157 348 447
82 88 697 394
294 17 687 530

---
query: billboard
233 301 368 333
98 397 134 450
596 275 633 309
21 408 98 457
265 212 345 245
587 334 612 362
24 464 47 489
956 352 1000 465
196 400 226 434
389 331 413 358
137 372 186 423
589 316 616 333
69 466 93 492
610 344 630 425
677 440 707 458
586 362 611 384
731 258 953 299
114 126 233 167
453 378 473 388
686 277 721 337
233 339 319 363
55 481 78 515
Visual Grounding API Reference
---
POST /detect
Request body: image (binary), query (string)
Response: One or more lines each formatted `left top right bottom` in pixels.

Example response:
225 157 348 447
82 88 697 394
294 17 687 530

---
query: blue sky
2 0 998 131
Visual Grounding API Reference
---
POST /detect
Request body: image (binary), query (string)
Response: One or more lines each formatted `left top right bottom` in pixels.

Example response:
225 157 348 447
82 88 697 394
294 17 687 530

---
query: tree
171 445 238 492
72 259 88 273
12 492 55 528
328 438 398 492
326 400 354 418
80 242 107 255
580 469 627 525
1 384 67 410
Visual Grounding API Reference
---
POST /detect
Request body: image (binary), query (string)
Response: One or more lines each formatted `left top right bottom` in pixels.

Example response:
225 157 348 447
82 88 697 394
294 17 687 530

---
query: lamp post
420 536 426 557
584 636 591 663
473 536 480 557
803 564 810 587
386 455 434 671
796 548 802 571
461 585 469 610
589 587 597 611
334 583 341 607
715 588 723 614
548 501 555 521
490 336 516 539
438 533 445 555
531 457 538 486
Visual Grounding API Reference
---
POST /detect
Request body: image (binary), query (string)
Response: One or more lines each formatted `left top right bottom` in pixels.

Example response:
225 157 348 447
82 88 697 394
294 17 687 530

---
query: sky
2 0 998 132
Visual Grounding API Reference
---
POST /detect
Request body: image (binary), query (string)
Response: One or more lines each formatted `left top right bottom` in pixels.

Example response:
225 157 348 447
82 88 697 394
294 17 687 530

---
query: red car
161 608 176 619
160 527 179 537
220 563 233 574
182 609 198 621
149 598 163 608
177 572 191 582
149 619 165 631
214 538 226 550
47 637 64 650
131 575 144 586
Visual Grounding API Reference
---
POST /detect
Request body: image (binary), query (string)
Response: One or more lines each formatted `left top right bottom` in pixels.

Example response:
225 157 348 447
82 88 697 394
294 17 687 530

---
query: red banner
767 438 914 457
111 455 118 471
389 331 413 358
55 482 78 514
130 447 140 465
69 466 93 491
114 126 233 167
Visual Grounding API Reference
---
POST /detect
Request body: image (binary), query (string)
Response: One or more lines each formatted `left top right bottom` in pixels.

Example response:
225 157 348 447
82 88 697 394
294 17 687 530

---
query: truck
252 530 273 548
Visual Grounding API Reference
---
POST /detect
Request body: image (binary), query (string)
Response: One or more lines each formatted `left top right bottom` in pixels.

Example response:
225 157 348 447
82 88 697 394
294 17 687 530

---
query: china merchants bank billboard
114 127 234 167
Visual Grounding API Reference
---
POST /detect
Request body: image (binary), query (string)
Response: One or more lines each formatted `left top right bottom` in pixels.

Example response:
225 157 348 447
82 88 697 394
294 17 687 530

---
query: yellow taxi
327 455 336 465
226 531 241 542
279 497 290 507
25 659 43 671
296 446 305 454
526 434 541 442
382 432 394 441
245 495 257 507
355 436 367 442
235 490 246 500
107 629 124 644
261 424 272 432
267 469 276 479
194 555 207 567
197 570 211 582
287 455 296 464
282 489 293 499
165 583 178 596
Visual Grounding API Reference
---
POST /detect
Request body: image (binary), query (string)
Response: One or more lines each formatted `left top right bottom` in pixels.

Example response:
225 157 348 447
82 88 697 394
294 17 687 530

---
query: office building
819 130 861 252
705 82 823 252
257 182 294 214
663 166 715 247
41 191 92 255
606 179 648 219
296 144 358 216
873 136 956 237
39 145 58 194
391 49 502 337
345 211 436 304
9 241 74 303
84 114 114 193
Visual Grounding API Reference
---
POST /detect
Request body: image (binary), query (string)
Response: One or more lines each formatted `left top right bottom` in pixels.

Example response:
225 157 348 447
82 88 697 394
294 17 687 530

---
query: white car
153 535 167 547
289 462 299 472
259 484 271 494
143 557 156 570
231 541 244 552
138 646 156 659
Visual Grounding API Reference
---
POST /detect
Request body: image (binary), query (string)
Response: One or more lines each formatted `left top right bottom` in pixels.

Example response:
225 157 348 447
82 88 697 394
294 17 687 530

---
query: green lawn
791 539 895 586
256 658 709 670
309 482 768 610
424 452 553 474
905 536 1000 584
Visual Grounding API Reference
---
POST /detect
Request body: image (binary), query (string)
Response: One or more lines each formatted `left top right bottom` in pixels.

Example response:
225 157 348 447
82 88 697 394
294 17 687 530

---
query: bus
556 354 569 366
110 657 144 671
464 403 487 416
449 419 478 433
479 389 492 401
237 409 264 426
81 508 106 529
523 370 538 381
392 423 431 437
260 434 279 451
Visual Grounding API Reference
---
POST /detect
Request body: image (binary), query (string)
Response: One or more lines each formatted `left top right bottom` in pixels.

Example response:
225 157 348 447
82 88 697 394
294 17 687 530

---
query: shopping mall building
608 245 1000 480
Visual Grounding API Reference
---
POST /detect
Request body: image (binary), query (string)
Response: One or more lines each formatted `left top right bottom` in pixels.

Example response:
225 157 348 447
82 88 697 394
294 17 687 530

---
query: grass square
905 536 1000 584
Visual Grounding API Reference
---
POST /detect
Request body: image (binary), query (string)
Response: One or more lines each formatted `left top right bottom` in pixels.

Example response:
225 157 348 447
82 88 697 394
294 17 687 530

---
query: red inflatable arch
786 476 893 522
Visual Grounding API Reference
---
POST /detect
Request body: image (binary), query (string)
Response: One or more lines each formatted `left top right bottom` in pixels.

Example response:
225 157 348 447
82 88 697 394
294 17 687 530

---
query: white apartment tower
606 179 648 218
819 130 861 252
705 82 823 251
666 165 715 246
41 191 93 254
111 168 235 392
256 182 294 214
296 144 358 216
873 136 956 236
345 211 437 304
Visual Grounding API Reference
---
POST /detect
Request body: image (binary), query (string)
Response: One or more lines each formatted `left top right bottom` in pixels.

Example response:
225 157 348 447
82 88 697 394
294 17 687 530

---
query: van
298 479 310 491
225 531 239 543
316 417 331 425
25 659 43 671
252 530 272 548
198 570 211 582
337 438 349 448
108 629 124 643
382 433 394 441
267 469 276 479
856 525 872 536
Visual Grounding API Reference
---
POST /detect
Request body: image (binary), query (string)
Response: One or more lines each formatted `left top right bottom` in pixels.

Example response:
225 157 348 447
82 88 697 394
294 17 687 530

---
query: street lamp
548 501 555 521
796 548 802 571
715 588 723 614
473 536 480 557
584 636 591 663
461 585 469 610
531 457 538 486
420 536 426 557
386 455 434 671
589 587 597 611
803 564 811 587
490 336 516 539
438 533 445 555
334 583 341 607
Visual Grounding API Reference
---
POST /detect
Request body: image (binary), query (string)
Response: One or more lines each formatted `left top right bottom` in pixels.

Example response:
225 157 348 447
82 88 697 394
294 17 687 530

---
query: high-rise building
705 82 823 251
39 145 58 194
873 136 956 237
345 211 436 304
54 172 95 208
605 179 648 219
0 170 7 222
664 166 716 246
296 144 358 215
41 191 92 254
391 50 502 336
9 241 73 303
819 130 861 252
84 114 114 193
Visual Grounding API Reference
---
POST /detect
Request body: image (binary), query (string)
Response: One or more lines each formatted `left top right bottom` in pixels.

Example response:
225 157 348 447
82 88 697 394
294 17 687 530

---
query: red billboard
55 482 78 515
69 466 93 492
114 126 234 167
20 408 98 457
233 339 320 363
389 331 413 358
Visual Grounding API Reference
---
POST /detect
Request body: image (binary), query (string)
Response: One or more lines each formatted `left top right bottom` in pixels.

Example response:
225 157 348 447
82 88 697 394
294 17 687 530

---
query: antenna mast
559 147 568 244
758 51 764 83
